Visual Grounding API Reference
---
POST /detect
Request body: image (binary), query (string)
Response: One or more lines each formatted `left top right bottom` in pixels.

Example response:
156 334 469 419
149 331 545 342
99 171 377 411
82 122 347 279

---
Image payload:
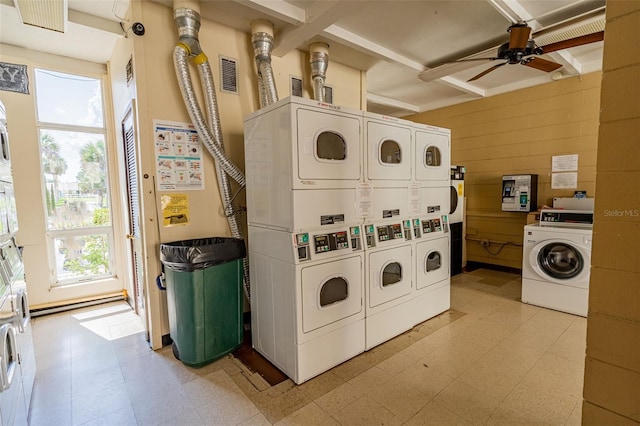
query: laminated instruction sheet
154 119 204 191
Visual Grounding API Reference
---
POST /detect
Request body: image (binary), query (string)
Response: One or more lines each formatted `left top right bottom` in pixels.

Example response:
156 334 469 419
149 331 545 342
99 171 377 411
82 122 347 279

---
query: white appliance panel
411 282 450 326
521 278 588 317
368 245 412 308
296 108 361 182
416 236 450 290
414 128 451 186
248 188 360 231
369 187 410 221
365 119 412 182
420 186 450 219
301 255 363 334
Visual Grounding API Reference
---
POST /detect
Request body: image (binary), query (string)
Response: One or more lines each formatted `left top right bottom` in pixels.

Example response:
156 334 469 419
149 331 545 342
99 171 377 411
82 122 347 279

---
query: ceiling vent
13 0 68 33
219 56 238 94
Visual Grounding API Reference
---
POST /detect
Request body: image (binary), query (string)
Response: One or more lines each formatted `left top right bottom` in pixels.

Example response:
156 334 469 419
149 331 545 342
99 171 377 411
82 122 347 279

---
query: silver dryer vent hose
173 6 250 301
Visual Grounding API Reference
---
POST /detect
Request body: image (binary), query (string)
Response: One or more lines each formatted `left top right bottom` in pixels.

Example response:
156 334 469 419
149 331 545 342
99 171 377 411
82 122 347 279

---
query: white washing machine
363 220 414 349
244 96 363 230
522 222 592 317
364 112 412 187
0 271 27 426
248 224 365 384
413 123 451 187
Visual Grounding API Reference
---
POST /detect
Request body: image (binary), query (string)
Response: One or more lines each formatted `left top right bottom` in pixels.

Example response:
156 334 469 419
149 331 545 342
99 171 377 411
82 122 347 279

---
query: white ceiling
0 0 606 117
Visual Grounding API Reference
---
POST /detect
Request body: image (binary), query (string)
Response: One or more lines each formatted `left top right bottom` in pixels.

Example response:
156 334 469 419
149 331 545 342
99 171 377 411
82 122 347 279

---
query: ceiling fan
430 22 604 83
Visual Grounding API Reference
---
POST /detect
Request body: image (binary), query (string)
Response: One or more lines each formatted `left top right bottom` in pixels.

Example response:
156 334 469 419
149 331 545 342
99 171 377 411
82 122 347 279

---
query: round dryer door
449 186 458 215
529 240 590 287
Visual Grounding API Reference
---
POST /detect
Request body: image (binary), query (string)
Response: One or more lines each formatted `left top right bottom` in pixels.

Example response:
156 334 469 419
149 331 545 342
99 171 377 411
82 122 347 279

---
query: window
425 145 441 167
316 131 346 160
380 140 401 164
35 69 115 286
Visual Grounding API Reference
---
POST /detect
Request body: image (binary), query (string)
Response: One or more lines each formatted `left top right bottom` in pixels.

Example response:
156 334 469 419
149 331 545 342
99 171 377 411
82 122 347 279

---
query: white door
366 121 411 182
529 239 591 288
296 108 361 182
416 236 449 290
415 130 450 185
301 255 363 333
368 245 412 308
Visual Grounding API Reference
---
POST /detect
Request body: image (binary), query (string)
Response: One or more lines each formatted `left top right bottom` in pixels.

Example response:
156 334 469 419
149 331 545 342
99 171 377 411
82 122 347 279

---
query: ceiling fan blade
541 31 604 53
467 62 507 82
509 25 531 50
523 57 563 73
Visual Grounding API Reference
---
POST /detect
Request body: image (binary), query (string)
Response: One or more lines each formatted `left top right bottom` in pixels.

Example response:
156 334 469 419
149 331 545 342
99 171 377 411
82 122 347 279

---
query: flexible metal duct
251 20 279 107
173 3 250 299
309 42 329 102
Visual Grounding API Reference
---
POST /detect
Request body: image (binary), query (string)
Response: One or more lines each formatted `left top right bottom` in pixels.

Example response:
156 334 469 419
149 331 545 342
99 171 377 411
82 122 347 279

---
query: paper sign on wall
551 172 578 189
161 193 190 227
552 154 578 172
154 119 204 191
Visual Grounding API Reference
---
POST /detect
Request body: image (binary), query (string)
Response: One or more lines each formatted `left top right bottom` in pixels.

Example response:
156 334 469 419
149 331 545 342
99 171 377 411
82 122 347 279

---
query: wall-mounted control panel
502 174 538 212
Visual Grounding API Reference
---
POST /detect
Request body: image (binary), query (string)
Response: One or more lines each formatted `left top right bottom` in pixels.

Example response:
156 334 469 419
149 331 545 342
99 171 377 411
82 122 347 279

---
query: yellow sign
161 193 190 227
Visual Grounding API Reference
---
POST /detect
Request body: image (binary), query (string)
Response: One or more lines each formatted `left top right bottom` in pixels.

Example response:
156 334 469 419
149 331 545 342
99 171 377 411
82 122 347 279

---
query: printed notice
409 183 421 215
154 120 204 191
357 182 373 218
161 193 190 227
552 154 578 172
552 172 578 189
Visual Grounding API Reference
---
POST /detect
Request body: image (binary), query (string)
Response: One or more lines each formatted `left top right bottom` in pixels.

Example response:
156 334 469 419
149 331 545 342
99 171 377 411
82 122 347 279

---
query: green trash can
160 237 245 367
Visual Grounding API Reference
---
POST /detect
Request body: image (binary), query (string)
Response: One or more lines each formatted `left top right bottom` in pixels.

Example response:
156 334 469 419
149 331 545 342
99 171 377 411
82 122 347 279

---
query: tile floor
29 268 587 425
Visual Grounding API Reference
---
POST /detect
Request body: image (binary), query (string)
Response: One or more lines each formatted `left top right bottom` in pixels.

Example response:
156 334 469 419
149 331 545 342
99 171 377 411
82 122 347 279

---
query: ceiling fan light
13 0 68 33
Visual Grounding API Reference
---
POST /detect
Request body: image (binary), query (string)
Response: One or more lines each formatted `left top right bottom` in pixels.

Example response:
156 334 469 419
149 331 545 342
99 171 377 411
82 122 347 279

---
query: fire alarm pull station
502 174 538 212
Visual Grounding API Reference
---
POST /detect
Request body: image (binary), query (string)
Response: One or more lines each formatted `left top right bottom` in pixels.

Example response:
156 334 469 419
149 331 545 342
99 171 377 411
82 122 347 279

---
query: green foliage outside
42 132 112 279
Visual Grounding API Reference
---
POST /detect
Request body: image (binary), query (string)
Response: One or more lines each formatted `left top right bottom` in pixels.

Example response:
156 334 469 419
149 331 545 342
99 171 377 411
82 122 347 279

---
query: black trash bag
160 237 246 272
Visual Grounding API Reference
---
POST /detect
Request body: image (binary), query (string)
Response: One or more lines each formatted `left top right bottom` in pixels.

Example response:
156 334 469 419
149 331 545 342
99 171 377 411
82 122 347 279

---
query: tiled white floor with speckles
29 269 586 425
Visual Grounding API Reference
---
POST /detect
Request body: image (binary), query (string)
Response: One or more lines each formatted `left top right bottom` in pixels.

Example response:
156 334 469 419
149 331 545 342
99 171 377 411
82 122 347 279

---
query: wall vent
324 86 333 104
125 56 133 86
290 76 303 97
220 56 238 94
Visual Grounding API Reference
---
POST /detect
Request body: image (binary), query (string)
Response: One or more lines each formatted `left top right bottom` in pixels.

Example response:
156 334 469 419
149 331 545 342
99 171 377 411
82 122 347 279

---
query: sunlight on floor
72 303 145 341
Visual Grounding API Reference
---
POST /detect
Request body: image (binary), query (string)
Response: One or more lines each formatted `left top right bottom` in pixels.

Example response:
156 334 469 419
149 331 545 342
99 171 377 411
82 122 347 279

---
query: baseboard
465 261 521 276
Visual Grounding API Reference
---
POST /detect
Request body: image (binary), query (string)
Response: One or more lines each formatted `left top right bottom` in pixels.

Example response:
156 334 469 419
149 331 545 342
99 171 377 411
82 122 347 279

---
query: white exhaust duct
309 42 329 102
251 20 279 108
172 1 250 299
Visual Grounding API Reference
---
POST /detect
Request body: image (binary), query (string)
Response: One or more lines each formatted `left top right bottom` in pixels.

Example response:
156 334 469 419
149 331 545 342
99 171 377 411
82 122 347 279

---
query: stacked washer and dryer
410 123 452 326
0 100 34 424
244 97 366 384
362 113 415 350
244 97 452 383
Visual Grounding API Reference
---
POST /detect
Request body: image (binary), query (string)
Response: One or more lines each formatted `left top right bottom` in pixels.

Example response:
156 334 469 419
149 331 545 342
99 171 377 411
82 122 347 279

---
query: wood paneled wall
408 72 601 269
583 1 640 423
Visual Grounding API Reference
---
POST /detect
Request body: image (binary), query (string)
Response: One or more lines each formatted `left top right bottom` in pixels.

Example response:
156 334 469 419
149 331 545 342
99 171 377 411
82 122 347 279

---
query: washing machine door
366 121 411 182
296 109 361 182
368 245 412 308
301 256 363 334
415 130 450 185
416 236 449 290
529 240 590 287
